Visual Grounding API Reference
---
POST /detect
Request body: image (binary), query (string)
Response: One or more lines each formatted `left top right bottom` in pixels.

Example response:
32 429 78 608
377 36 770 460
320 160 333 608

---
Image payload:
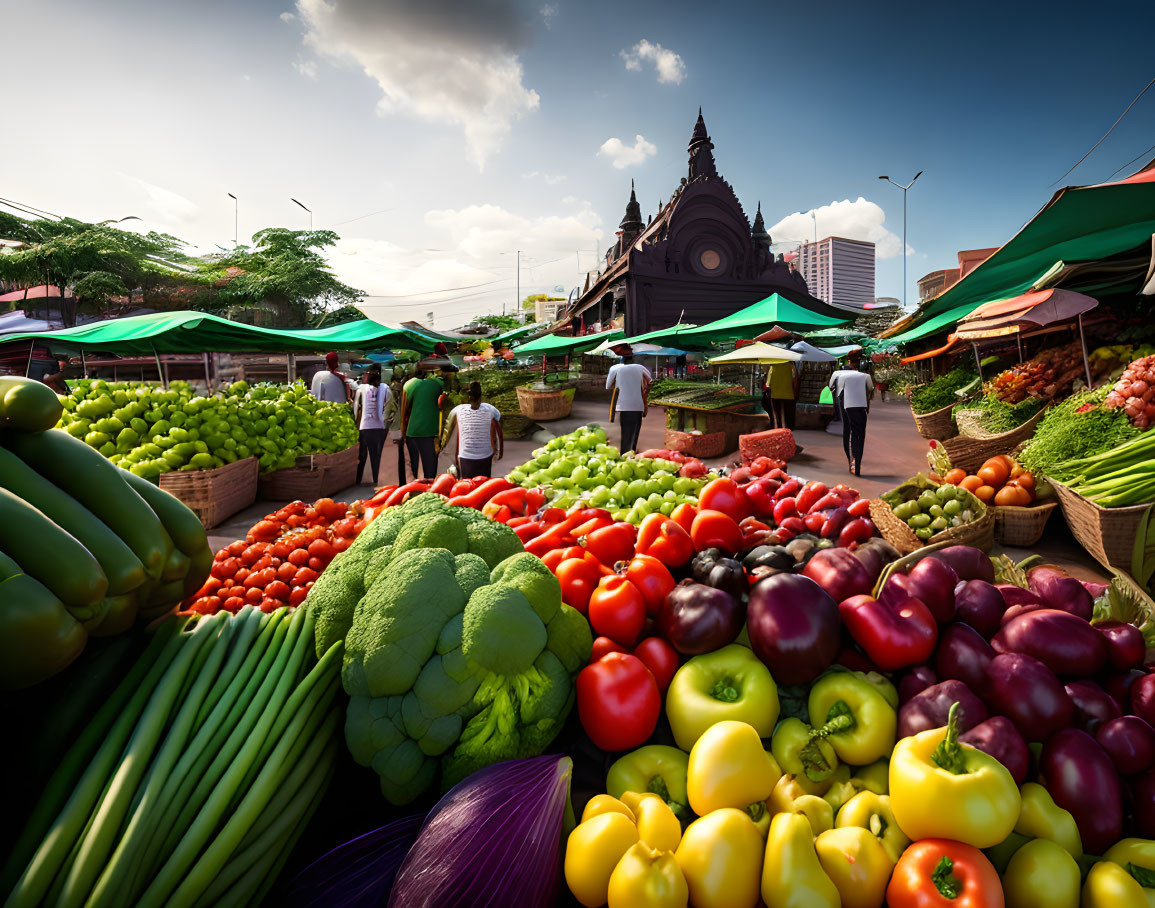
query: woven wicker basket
871 475 994 556
516 385 575 421
992 500 1060 547
1051 480 1152 572
665 429 726 458
257 445 359 501
910 398 960 441
940 406 1049 474
159 457 259 529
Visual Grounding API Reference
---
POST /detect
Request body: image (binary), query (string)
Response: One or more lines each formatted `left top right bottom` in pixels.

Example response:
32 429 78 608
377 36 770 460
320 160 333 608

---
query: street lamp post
878 171 922 309
227 193 237 245
290 198 312 229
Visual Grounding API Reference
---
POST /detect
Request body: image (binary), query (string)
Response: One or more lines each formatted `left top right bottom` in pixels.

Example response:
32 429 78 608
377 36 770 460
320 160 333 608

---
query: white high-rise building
795 236 876 310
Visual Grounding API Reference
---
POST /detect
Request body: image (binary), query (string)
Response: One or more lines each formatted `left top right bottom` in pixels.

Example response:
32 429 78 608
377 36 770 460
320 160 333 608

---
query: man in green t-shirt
400 365 444 479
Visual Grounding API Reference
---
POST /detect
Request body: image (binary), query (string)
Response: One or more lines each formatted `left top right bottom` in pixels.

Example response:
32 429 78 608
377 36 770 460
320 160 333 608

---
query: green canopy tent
885 166 1155 340
514 329 625 355
674 294 851 346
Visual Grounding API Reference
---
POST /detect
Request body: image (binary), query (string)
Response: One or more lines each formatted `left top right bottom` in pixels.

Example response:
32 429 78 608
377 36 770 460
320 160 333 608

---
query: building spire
619 179 644 237
752 201 771 250
688 108 717 180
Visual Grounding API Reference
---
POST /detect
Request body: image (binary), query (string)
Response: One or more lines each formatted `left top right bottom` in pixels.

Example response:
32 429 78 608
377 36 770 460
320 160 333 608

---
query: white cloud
540 3 557 28
279 10 296 22
598 134 657 169
294 0 540 169
117 174 199 225
522 170 566 185
768 197 911 259
621 39 686 84
293 58 318 79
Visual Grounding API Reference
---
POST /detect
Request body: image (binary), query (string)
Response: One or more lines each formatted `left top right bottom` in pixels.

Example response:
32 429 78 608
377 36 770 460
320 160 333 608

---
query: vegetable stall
11 344 1155 908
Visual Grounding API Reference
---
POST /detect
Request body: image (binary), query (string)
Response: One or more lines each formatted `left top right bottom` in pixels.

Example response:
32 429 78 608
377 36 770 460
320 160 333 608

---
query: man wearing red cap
310 352 352 404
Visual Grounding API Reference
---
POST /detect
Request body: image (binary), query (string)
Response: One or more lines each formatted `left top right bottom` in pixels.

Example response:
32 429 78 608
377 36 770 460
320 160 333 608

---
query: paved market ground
209 395 1106 582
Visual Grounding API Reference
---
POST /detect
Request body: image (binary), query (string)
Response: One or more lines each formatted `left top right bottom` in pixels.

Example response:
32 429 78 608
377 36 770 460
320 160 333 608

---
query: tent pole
203 352 212 391
972 343 983 382
80 349 87 378
1016 334 1023 364
1078 314 1093 387
25 342 34 377
153 346 167 389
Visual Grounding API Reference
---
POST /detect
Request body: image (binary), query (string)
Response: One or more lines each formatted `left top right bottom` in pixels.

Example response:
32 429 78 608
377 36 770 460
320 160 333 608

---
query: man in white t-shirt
353 370 391 485
310 352 352 404
606 350 652 454
444 381 503 479
828 350 875 476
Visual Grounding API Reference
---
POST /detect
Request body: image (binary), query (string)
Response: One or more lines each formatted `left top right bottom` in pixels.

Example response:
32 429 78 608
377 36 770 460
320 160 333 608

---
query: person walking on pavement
443 381 503 479
42 355 73 395
353 370 390 485
310 352 353 404
606 350 652 454
400 363 443 479
828 349 875 476
761 361 798 430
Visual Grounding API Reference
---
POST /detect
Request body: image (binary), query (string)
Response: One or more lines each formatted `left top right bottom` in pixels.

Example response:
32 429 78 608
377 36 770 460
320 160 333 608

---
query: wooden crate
159 457 259 529
665 429 726 458
257 445 360 501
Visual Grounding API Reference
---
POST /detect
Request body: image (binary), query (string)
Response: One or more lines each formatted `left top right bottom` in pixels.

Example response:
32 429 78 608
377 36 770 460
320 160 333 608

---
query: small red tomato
265 580 291 601
847 498 872 518
226 540 247 557
293 567 319 586
307 556 325 572
556 557 602 615
308 538 337 561
289 586 309 606
223 596 246 613
287 548 310 566
332 536 352 553
670 503 698 534
804 512 826 533
576 652 661 751
251 554 273 572
591 636 628 662
697 477 753 522
276 562 296 582
690 509 744 554
245 586 264 604
624 554 676 616
285 514 308 528
259 599 280 613
270 540 293 560
211 557 238 580
588 575 646 646
633 637 679 693
233 566 250 584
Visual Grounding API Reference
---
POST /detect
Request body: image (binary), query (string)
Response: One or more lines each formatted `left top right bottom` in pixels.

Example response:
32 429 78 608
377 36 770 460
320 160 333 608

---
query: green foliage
1019 388 1142 479
953 392 1042 434
909 366 977 414
476 314 522 332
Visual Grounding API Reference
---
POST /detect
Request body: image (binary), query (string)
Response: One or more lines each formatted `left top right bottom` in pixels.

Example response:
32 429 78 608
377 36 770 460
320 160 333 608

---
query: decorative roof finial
752 201 771 250
688 109 717 180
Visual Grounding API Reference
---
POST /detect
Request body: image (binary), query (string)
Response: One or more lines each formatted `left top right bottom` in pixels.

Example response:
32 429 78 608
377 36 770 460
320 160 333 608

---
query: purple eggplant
690 550 748 602
1097 716 1155 775
1098 621 1146 672
898 679 987 739
746 573 840 685
1132 769 1155 838
935 622 994 694
928 545 994 583
991 609 1107 677
657 581 744 655
1131 674 1155 727
1040 728 1124 855
1104 669 1147 713
985 653 1074 742
953 579 1006 639
897 665 938 706
1026 566 1094 621
1064 680 1122 732
882 558 958 623
960 716 1030 784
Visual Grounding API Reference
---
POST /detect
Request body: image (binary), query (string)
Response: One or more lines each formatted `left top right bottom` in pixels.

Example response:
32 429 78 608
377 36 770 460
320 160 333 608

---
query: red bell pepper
540 548 566 571
588 575 647 646
525 529 576 557
557 556 604 615
690 509 744 554
541 507 567 524
744 476 778 517
584 522 638 566
698 477 753 521
428 473 457 496
773 478 801 502
624 554 675 616
635 512 694 568
839 593 938 671
576 652 661 751
525 488 548 514
633 636 679 693
670 503 698 534
446 476 514 509
591 636 628 661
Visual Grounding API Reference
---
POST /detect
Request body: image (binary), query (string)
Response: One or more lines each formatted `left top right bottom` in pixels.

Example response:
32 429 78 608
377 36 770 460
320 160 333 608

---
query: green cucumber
6 429 171 580
0 375 64 432
0 447 146 595
119 468 210 559
0 491 108 607
0 572 86 691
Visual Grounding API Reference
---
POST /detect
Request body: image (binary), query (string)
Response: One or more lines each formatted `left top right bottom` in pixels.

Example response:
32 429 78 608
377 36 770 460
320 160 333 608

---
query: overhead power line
1105 142 1155 182
1052 75 1155 186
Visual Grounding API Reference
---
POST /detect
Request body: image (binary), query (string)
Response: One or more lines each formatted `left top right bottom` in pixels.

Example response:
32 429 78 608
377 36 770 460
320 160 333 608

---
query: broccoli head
340 546 591 805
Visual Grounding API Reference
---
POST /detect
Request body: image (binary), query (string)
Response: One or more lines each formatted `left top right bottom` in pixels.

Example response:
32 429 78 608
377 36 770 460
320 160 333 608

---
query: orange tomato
977 463 1009 487
1009 461 1024 479
959 475 984 493
1016 471 1036 493
974 484 996 502
994 485 1032 507
944 468 967 485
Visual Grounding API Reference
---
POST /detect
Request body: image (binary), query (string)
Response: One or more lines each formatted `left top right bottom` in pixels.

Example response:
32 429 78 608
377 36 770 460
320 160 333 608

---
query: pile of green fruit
56 379 357 478
506 425 715 523
885 482 983 542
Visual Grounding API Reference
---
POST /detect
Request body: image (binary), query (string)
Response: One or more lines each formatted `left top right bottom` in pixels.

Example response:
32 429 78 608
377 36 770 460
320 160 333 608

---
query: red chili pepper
690 509 744 554
768 468 790 482
584 522 638 566
570 516 615 538
847 498 872 518
773 478 801 502
670 503 698 534
507 516 531 528
364 486 397 508
796 481 829 514
772 496 798 524
446 476 514 509
808 491 844 514
635 512 694 569
839 593 938 671
384 479 432 507
524 529 576 557
541 507 567 525
698 477 753 522
428 473 457 496
838 516 874 547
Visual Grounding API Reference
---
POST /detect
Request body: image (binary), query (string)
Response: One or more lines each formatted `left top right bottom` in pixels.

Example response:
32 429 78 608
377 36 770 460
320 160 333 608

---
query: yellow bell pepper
852 759 889 795
1104 839 1155 905
768 774 834 836
771 717 839 783
762 811 841 908
687 720 780 815
582 794 636 824
607 842 688 908
1014 782 1083 859
1082 860 1152 908
620 792 681 853
1002 837 1080 908
746 799 772 837
835 791 910 864
807 670 898 766
565 812 639 908
674 808 763 908
821 764 859 814
815 825 892 908
889 702 1021 848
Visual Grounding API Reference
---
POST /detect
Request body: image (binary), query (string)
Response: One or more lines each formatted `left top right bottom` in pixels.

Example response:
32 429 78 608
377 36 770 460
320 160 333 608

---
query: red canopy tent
0 284 65 302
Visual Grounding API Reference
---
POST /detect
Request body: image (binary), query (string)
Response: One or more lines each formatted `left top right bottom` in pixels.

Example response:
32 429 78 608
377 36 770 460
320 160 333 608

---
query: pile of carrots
940 455 1038 507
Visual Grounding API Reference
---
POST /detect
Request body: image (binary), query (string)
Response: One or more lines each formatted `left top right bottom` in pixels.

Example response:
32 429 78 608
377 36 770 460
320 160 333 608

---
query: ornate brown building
569 110 848 335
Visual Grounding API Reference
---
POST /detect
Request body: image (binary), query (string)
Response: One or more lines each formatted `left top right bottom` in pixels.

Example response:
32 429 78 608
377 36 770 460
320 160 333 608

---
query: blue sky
2 0 1153 327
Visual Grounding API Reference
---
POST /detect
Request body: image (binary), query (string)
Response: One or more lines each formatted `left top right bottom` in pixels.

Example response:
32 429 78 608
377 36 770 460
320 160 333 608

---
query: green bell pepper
665 644 779 751
606 745 691 821
806 670 897 766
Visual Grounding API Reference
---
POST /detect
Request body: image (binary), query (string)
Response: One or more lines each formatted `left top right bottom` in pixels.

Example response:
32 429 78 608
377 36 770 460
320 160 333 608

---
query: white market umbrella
789 340 837 363
708 342 803 366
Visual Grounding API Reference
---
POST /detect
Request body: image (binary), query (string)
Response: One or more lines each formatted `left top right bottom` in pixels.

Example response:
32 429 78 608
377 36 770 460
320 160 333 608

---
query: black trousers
843 407 868 474
619 410 643 454
357 428 387 484
405 436 438 479
458 456 493 479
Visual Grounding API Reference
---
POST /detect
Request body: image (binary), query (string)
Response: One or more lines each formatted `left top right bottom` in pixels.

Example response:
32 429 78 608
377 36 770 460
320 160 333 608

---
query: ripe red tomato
633 637 679 693
226 540 247 558
555 557 601 615
576 652 661 751
307 538 337 561
271 540 293 560
591 636 628 662
276 562 297 583
265 580 291 601
211 557 239 580
307 556 325 572
245 587 263 604
293 567 319 586
288 548 310 567
671 503 698 534
584 523 638 567
624 554 675 616
289 587 309 606
690 510 743 554
698 477 753 522
588 575 646 646
223 596 245 613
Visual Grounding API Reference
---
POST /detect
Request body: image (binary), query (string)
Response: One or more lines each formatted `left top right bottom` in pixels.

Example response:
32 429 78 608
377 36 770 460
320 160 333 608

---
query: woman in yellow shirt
762 362 798 429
